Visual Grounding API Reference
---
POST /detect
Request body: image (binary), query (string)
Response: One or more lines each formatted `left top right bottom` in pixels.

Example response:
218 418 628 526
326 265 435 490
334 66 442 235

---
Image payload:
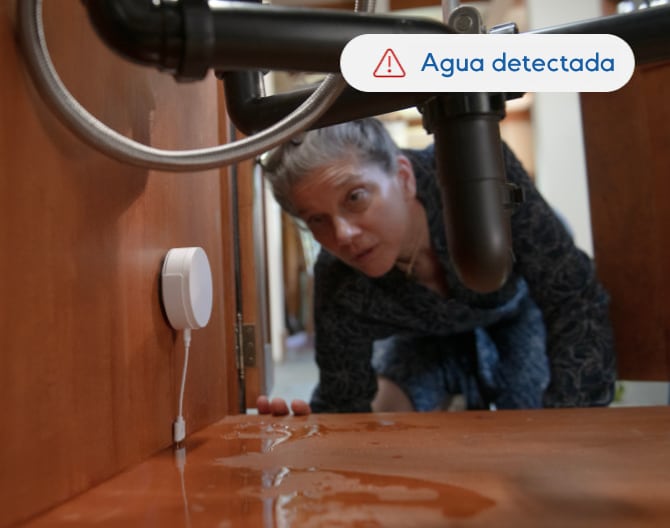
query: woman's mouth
354 246 376 263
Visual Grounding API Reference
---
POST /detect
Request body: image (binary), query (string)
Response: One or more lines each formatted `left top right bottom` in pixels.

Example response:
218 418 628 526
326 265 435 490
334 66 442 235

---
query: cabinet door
581 61 670 381
1 1 238 525
223 145 272 411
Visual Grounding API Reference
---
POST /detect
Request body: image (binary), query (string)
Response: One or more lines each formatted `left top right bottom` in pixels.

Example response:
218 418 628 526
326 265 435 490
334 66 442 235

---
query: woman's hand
256 395 311 416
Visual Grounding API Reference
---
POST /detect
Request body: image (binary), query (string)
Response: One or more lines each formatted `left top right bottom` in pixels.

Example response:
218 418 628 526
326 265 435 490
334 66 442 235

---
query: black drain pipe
81 0 453 80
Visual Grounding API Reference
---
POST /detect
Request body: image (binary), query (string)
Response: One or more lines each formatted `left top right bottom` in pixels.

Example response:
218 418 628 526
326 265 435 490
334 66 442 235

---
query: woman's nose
333 216 360 245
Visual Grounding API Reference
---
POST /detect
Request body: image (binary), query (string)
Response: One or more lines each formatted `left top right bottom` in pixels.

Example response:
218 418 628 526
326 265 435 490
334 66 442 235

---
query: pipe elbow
449 217 513 293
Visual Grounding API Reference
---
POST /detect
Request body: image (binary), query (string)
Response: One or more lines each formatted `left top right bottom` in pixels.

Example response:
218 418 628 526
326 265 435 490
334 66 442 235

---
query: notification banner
340 34 635 93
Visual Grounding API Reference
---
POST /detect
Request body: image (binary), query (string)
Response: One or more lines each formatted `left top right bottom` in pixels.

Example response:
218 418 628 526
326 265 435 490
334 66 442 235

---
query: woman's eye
347 188 370 210
306 215 324 227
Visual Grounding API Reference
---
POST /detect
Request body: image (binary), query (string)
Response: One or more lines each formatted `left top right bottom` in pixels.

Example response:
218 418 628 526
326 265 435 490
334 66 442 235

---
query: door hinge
242 324 257 367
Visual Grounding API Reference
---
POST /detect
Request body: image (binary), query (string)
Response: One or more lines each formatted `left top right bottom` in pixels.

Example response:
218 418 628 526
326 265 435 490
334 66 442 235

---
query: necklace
396 204 427 278
397 237 422 278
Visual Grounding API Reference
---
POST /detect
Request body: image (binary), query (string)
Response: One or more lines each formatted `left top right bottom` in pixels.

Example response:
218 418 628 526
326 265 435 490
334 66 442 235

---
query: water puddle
208 418 495 526
222 421 322 453
237 466 495 527
26 418 495 527
219 418 439 455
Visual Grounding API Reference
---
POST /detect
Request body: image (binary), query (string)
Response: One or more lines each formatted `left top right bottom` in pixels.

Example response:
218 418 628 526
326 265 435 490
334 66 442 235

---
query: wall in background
527 0 601 256
582 59 670 383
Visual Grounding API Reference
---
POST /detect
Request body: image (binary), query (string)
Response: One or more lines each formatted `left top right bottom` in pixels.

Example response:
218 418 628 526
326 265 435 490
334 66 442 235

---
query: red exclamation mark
374 49 405 78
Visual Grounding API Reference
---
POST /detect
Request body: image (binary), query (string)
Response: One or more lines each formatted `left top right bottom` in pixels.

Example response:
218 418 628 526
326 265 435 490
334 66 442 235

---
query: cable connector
173 328 192 445
173 416 186 444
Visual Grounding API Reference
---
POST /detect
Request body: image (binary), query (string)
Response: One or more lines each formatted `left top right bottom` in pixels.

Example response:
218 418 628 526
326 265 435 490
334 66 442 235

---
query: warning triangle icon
373 49 406 78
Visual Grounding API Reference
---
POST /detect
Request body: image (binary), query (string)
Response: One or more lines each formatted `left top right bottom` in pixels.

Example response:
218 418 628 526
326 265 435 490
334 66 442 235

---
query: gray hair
262 118 400 215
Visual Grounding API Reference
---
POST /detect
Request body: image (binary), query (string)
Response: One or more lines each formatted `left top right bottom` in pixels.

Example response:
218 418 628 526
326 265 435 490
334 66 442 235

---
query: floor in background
265 332 670 409
269 332 318 404
613 381 670 406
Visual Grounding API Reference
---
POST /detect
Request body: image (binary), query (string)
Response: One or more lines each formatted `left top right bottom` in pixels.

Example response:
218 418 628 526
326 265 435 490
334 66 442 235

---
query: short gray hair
262 118 400 215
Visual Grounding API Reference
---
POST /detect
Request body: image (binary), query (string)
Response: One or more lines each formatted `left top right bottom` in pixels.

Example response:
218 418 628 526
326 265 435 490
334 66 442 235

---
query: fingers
256 396 311 416
257 395 288 415
270 397 290 416
256 395 272 415
290 399 311 416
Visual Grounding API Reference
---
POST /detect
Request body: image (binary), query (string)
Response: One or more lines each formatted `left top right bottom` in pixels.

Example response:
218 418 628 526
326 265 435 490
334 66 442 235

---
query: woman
258 118 615 416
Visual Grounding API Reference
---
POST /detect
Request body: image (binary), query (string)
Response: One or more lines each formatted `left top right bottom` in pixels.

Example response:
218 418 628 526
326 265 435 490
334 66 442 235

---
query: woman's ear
396 155 416 199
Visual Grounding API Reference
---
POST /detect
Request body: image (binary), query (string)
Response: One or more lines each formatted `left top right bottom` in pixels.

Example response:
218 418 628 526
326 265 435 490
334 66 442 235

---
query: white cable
174 446 192 528
173 328 191 444
173 330 192 525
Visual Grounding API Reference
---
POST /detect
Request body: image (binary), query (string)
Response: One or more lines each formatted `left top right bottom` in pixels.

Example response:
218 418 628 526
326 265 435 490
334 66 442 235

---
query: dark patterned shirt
310 144 616 413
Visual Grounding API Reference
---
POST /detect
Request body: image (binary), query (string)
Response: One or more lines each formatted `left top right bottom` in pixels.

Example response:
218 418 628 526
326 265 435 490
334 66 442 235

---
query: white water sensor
161 247 213 330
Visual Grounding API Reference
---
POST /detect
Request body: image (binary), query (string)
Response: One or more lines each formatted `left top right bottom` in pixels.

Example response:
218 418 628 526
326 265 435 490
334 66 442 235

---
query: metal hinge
241 324 257 367
235 317 257 371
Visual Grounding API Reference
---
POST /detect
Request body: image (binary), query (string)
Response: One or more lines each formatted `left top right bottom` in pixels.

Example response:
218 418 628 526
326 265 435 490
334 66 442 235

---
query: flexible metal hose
17 0 372 172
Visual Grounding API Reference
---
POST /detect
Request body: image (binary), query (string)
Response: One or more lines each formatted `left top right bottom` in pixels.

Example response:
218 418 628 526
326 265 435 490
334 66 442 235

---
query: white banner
340 34 635 92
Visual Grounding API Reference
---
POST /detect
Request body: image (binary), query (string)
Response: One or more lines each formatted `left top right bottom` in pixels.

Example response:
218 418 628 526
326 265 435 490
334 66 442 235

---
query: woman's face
290 154 417 277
